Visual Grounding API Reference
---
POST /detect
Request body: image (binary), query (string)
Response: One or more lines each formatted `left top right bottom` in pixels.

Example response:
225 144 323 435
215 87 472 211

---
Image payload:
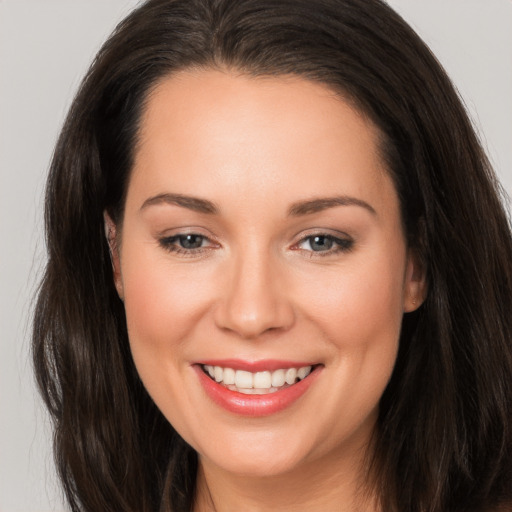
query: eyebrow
140 192 376 217
140 193 218 214
287 196 377 216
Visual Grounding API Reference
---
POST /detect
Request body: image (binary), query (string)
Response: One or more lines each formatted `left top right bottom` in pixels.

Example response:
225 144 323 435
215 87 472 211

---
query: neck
193 438 380 512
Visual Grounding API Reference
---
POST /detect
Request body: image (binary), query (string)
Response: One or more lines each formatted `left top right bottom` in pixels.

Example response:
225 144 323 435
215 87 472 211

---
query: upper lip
195 359 319 372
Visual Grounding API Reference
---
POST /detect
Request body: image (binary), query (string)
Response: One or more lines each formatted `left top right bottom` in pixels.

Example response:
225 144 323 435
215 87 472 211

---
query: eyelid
156 226 219 241
292 227 353 244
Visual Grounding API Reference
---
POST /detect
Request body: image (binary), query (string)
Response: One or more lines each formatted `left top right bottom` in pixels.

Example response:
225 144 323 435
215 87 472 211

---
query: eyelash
158 232 354 257
294 233 354 256
159 234 214 256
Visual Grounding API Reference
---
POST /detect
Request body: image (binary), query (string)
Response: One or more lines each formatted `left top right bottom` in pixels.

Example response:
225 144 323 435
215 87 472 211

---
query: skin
106 69 426 511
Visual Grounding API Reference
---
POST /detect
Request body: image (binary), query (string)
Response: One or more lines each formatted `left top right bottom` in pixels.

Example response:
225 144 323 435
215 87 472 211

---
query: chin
207 451 306 479
194 427 317 478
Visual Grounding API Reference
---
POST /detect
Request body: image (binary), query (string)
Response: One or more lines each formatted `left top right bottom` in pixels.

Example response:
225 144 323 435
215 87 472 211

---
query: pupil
180 234 203 249
311 236 333 251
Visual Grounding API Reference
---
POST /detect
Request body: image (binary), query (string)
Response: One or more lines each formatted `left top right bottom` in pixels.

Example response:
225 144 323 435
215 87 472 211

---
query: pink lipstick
193 360 321 416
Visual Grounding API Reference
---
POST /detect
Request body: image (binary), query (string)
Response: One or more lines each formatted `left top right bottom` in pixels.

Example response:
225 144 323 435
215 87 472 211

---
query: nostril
214 300 294 339
213 261 296 338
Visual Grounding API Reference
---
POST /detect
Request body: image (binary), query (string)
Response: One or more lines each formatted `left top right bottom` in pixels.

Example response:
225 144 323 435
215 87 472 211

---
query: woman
32 0 512 511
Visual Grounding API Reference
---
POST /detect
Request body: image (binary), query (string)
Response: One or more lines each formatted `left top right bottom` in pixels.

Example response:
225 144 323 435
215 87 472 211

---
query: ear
403 249 427 312
103 212 124 300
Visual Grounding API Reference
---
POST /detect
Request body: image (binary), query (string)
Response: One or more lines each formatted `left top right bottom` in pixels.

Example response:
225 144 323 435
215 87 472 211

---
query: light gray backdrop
1 1 511 510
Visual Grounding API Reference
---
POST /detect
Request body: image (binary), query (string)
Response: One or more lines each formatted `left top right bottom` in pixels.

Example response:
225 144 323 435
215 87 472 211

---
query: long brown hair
33 1 512 510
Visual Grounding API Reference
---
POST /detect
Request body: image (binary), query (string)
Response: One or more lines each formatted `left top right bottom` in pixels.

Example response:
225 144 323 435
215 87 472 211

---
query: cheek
296 254 406 349
288 252 406 445
120 245 217 369
291 246 406 423
119 247 222 440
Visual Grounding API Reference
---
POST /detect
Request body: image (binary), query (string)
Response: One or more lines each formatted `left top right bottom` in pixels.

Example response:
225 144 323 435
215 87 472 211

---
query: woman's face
110 69 424 478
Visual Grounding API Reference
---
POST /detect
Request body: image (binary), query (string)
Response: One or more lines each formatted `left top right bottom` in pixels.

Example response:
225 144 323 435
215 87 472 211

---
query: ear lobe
403 249 427 312
103 212 124 300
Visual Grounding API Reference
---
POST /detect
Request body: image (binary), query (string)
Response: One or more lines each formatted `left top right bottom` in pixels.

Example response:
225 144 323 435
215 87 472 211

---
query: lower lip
194 365 321 416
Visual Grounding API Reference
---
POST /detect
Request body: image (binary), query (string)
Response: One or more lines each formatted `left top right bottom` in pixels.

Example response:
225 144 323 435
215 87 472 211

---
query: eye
175 234 206 249
296 234 353 255
159 233 216 255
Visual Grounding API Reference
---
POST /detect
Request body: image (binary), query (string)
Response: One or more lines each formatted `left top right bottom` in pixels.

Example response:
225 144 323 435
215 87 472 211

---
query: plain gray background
1 1 511 510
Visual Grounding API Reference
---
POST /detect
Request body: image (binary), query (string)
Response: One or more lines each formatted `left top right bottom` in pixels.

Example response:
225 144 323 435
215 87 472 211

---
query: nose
214 247 295 339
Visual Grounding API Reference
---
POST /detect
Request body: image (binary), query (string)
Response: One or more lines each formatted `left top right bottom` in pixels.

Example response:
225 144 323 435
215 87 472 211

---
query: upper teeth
203 365 312 392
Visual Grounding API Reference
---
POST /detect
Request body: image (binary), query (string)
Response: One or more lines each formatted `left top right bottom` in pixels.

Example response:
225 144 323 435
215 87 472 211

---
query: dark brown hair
33 1 512 511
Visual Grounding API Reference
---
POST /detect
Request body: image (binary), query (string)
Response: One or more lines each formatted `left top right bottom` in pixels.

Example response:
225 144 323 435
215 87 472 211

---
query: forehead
129 69 395 217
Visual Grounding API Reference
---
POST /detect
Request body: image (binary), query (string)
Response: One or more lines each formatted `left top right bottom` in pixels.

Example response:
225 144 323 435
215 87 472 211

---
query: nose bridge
214 241 294 338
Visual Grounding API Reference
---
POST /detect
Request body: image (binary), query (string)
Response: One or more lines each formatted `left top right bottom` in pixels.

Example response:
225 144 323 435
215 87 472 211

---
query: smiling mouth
201 364 315 395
